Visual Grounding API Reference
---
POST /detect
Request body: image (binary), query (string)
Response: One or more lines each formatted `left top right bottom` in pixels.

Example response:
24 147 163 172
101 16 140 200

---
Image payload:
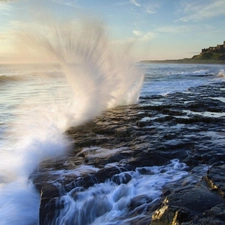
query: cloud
133 30 155 41
130 0 140 7
0 0 13 15
141 32 155 41
129 0 161 14
51 0 79 8
179 0 225 22
145 2 161 14
133 30 142 36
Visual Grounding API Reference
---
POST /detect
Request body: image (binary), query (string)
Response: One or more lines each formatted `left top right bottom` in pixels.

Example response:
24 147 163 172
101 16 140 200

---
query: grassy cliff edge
141 59 225 64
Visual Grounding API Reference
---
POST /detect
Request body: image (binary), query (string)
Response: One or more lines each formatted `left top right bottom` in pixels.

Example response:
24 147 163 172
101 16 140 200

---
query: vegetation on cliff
191 40 225 61
192 51 225 60
142 41 225 64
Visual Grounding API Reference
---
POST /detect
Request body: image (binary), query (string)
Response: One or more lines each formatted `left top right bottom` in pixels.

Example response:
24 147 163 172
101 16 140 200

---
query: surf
0 7 143 225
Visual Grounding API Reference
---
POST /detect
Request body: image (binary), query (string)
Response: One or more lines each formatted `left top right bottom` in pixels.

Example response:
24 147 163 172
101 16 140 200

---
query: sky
0 0 225 62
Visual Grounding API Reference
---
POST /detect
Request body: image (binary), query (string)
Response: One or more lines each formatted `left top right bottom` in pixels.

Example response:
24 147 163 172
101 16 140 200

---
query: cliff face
192 41 225 60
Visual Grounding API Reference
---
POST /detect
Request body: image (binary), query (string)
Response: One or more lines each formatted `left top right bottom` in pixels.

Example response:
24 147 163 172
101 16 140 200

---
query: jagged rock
31 82 225 225
204 164 225 197
151 183 224 225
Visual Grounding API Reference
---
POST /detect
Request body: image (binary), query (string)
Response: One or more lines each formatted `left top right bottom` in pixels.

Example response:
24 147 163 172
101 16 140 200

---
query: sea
0 61 225 224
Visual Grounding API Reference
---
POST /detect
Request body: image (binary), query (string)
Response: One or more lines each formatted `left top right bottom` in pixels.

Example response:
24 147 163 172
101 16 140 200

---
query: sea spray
0 9 143 225
16 18 144 117
15 17 144 125
0 100 73 224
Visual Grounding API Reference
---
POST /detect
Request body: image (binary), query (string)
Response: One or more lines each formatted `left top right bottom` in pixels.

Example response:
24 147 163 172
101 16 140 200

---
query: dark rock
31 82 225 224
182 204 225 225
151 183 224 225
204 164 225 197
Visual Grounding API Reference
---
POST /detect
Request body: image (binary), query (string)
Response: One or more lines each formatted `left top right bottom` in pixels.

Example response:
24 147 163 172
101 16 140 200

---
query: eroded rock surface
31 82 225 225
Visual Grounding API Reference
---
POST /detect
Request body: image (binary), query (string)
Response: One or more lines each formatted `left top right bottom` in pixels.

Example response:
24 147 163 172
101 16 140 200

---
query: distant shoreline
140 59 225 65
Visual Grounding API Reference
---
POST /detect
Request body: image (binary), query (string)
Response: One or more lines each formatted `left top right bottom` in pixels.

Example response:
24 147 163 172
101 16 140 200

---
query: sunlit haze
1 0 225 62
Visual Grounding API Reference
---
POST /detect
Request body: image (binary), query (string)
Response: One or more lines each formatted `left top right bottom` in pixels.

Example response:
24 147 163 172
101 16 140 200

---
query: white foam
0 180 39 225
210 97 225 103
183 110 225 118
51 160 188 225
140 117 152 122
217 69 225 77
0 10 143 225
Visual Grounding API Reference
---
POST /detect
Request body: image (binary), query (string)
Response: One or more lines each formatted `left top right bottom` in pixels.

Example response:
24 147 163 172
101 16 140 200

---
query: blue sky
0 0 225 61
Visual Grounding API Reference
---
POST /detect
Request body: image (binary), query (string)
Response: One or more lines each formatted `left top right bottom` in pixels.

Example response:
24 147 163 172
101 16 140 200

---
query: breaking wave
0 10 143 225
217 69 225 77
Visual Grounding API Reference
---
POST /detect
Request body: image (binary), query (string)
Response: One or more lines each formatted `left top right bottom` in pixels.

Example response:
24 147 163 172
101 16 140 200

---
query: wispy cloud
130 0 161 14
130 0 140 7
133 30 155 41
133 30 142 36
0 1 13 16
51 0 80 8
179 0 225 22
145 2 161 14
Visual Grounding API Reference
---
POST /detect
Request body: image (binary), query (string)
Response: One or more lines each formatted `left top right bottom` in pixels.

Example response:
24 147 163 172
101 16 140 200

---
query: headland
142 41 225 64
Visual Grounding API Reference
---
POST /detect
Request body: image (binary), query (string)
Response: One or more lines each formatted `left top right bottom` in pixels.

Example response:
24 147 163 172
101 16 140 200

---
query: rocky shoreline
32 82 225 225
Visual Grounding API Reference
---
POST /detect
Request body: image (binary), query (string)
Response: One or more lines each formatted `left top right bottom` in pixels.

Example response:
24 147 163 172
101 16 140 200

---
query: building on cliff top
202 41 225 53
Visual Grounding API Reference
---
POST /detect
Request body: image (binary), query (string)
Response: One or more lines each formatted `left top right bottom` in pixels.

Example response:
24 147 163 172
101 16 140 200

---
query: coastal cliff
141 41 225 64
192 41 225 60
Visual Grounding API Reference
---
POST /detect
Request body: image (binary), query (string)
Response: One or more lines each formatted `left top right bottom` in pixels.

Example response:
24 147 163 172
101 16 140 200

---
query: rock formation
31 82 225 225
192 41 225 60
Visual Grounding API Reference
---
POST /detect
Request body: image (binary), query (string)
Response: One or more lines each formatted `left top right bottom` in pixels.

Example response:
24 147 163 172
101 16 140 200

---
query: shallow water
50 159 188 225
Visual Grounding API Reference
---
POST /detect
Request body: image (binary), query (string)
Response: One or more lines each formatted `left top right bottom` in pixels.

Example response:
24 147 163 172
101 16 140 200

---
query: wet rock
204 164 225 197
31 82 225 224
182 204 225 225
151 183 224 225
38 184 62 225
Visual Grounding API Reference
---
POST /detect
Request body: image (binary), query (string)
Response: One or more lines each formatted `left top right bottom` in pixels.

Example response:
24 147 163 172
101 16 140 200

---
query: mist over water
0 7 143 225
